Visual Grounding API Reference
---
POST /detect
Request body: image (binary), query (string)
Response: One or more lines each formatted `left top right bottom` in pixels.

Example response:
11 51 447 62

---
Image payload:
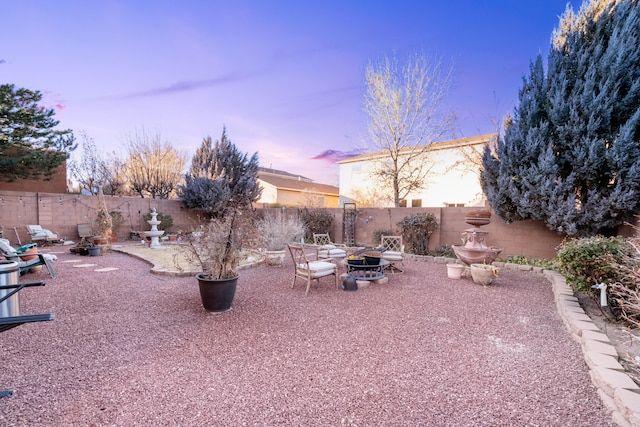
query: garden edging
545 269 640 427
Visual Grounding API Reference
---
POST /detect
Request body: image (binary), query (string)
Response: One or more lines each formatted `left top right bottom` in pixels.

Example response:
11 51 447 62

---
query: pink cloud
310 148 364 163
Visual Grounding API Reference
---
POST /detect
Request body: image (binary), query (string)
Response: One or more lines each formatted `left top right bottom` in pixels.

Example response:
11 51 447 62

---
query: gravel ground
0 247 616 426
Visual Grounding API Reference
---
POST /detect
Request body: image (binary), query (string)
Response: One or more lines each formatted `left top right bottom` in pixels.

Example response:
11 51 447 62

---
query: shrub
257 214 306 251
372 228 393 247
555 236 634 293
428 244 455 258
397 212 439 255
299 208 334 242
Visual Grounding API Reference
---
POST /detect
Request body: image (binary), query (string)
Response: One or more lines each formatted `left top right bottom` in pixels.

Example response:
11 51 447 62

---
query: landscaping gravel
0 248 616 426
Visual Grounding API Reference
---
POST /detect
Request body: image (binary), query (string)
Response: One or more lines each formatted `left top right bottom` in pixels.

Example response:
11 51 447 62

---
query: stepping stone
62 260 83 263
73 264 97 268
94 267 119 272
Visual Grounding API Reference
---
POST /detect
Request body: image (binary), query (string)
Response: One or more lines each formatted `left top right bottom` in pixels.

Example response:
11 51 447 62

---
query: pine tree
0 84 76 181
482 0 640 236
178 127 261 216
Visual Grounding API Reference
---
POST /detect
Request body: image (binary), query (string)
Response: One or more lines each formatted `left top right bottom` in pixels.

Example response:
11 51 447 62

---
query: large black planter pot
196 273 238 312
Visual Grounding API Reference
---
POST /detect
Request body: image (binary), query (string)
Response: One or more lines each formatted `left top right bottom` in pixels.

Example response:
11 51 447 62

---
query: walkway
0 248 619 426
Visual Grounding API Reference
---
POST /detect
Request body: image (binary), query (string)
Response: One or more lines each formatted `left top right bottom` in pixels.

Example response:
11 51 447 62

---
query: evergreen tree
0 84 76 181
178 127 261 216
481 0 640 236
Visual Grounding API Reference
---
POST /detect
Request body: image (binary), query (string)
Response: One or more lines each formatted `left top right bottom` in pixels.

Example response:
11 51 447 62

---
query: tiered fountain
451 210 502 265
144 208 165 249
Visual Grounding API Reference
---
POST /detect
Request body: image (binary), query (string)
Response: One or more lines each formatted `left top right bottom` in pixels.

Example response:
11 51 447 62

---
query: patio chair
26 225 62 246
0 239 56 278
312 233 347 260
381 235 404 274
0 279 54 398
287 243 338 295
77 223 94 244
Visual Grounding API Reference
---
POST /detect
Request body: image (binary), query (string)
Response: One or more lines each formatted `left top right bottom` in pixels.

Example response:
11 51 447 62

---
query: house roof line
338 133 496 164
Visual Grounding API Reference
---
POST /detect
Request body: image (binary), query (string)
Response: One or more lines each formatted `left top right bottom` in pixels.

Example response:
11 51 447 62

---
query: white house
338 134 495 208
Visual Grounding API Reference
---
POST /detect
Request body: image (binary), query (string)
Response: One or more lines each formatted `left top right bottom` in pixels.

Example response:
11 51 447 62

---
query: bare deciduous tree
364 51 455 207
102 151 127 196
67 132 106 194
123 129 187 199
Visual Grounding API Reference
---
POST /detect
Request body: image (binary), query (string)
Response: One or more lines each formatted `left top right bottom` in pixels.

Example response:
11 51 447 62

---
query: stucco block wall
1 191 566 259
0 191 199 245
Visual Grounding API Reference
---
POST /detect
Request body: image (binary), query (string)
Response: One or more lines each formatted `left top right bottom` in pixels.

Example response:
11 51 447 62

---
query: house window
411 199 422 208
399 199 407 207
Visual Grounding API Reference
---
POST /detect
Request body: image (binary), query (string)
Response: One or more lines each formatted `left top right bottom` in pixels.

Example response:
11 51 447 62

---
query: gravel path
0 248 616 426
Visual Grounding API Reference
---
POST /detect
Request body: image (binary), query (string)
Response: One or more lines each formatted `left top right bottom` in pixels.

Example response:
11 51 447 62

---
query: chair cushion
0 239 16 255
382 251 403 261
306 261 336 273
319 244 336 250
318 248 347 258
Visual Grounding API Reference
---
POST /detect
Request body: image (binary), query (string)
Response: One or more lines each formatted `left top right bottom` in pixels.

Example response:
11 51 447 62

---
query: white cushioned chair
312 233 347 260
287 243 338 295
381 235 404 274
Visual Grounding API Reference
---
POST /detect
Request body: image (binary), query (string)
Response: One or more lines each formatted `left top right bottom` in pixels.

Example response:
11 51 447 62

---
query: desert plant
96 187 112 239
397 212 439 255
257 214 306 251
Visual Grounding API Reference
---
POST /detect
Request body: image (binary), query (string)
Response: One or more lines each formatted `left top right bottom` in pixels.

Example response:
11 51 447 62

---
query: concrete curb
544 269 640 427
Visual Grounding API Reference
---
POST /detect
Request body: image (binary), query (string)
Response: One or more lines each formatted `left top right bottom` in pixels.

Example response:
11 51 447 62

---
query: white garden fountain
144 208 165 249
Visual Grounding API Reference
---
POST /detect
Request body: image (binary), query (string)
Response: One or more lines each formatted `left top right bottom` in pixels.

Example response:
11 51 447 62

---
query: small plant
397 212 439 255
499 255 555 270
257 214 306 251
428 244 455 258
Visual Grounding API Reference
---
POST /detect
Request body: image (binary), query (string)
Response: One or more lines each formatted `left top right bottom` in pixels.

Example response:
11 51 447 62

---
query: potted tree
257 212 306 266
177 128 261 312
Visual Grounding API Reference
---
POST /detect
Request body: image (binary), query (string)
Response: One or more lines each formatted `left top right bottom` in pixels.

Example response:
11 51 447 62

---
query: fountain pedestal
451 210 502 265
144 209 165 249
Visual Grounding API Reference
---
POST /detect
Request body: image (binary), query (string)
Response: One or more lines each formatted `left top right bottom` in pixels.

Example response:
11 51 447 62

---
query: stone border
544 269 640 427
407 253 640 426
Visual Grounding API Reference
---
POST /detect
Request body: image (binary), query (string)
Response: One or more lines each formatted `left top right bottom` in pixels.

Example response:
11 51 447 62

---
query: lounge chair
26 225 62 245
0 279 54 398
0 239 56 278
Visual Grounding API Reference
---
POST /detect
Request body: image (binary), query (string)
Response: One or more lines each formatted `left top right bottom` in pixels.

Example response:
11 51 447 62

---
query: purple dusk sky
1 0 580 186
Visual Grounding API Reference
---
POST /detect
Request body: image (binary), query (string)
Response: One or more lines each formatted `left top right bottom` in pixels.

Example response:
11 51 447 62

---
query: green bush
555 236 634 292
372 228 394 247
299 208 334 243
397 212 439 255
